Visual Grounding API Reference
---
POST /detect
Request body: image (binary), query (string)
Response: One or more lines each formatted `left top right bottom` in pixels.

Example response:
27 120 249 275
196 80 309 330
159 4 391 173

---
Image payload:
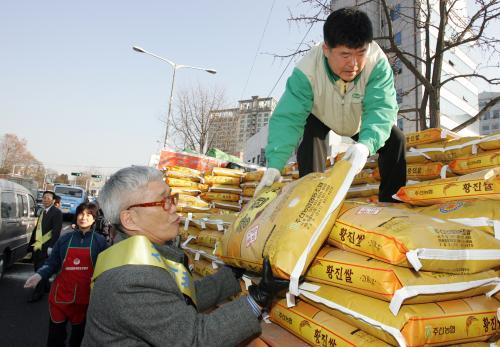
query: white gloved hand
255 168 281 195
343 143 370 174
47 247 52 256
24 273 42 288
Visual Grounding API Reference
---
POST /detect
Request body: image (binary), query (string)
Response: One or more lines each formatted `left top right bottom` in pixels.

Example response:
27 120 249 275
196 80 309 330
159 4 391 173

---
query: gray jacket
82 234 261 346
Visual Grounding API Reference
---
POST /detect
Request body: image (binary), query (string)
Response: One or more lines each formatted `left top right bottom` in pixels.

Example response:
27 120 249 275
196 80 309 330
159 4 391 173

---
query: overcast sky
1 1 324 175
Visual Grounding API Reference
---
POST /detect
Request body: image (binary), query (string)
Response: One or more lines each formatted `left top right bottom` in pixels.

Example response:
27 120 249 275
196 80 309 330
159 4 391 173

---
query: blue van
53 185 88 216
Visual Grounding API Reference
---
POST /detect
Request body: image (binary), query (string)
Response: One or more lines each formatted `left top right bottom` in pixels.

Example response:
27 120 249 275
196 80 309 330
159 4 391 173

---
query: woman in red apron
24 202 108 347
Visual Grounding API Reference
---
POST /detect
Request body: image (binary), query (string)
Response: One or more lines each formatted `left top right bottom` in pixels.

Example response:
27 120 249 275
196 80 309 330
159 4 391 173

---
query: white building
330 0 480 135
479 92 500 135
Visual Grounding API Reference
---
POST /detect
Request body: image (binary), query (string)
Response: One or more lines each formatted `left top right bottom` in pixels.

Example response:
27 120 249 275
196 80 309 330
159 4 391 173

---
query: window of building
482 112 490 120
397 118 404 130
482 125 490 131
390 4 401 21
493 110 500 119
392 58 402 75
396 88 403 104
492 123 499 130
394 32 402 46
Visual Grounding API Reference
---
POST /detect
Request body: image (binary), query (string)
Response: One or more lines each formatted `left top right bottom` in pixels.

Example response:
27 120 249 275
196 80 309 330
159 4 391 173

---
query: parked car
53 184 88 217
0 179 37 279
36 189 44 211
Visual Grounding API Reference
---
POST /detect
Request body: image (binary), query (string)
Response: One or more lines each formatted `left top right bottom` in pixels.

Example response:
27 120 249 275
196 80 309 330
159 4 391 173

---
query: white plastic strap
211 261 218 269
406 248 500 272
183 217 190 230
486 284 500 297
299 286 407 347
194 252 200 261
440 165 448 179
181 235 197 248
242 275 252 290
390 277 500 315
494 220 500 240
405 250 423 271
288 163 357 296
286 292 296 308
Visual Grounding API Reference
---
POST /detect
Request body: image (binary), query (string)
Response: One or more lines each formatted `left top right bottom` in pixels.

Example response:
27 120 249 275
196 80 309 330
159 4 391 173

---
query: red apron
48 233 94 324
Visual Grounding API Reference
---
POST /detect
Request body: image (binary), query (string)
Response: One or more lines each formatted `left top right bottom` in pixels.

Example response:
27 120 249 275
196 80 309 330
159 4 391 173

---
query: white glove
24 273 42 288
255 168 281 195
343 143 370 174
47 247 52 256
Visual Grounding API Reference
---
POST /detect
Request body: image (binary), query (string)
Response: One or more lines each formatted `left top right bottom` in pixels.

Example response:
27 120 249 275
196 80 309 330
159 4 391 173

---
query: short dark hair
43 191 56 200
75 202 99 220
323 8 373 49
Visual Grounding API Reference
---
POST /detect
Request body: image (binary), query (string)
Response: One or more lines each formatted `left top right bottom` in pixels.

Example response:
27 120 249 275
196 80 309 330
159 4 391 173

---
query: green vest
33 212 52 252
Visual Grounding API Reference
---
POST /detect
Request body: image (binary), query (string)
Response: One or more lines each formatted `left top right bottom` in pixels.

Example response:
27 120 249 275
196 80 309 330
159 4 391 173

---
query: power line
267 22 314 98
240 0 276 99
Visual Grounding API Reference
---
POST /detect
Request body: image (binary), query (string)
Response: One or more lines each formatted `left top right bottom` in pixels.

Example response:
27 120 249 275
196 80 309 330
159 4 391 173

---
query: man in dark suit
28 190 63 302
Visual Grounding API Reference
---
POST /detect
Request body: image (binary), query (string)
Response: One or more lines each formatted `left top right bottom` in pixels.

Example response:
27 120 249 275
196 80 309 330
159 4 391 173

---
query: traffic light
71 172 82 176
91 175 102 179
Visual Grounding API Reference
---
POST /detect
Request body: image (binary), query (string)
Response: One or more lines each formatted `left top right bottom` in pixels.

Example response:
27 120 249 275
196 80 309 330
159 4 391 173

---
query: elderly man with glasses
82 166 288 347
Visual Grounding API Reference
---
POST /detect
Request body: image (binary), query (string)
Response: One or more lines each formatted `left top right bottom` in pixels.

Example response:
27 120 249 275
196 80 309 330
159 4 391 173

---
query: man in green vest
257 7 407 202
83 166 288 346
28 190 63 302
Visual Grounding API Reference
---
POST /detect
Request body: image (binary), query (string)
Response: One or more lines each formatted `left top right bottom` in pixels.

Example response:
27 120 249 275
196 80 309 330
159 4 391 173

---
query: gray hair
98 166 163 225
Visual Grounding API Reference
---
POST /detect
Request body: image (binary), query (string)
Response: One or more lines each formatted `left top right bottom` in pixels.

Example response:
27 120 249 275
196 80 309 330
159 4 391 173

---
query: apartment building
479 92 500 135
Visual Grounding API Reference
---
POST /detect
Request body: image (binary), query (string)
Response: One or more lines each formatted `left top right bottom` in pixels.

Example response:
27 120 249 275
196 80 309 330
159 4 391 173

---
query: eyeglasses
126 194 179 212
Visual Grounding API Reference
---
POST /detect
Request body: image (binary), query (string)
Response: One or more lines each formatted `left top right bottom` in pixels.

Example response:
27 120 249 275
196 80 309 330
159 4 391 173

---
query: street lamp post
132 46 217 148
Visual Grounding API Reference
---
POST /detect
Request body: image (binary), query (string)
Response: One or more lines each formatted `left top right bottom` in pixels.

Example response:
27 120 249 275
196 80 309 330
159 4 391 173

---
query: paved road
0 222 73 346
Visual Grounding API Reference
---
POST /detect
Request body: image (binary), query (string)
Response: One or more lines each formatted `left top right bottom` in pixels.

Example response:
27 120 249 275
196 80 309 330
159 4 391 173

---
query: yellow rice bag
478 132 500 151
178 225 200 242
210 200 241 212
200 192 240 202
240 181 259 188
216 160 356 295
406 128 459 146
412 137 482 162
270 299 391 347
306 246 499 315
198 183 209 192
406 162 448 181
243 170 264 182
242 187 256 197
212 167 245 178
164 170 202 182
165 177 200 188
328 201 500 274
346 184 379 198
195 229 223 248
170 187 200 196
449 150 500 175
208 184 242 194
204 175 241 186
175 194 211 213
406 150 432 164
353 169 379 185
395 168 500 206
299 284 500 347
191 258 217 277
167 165 202 176
183 243 221 263
414 199 500 238
282 162 298 176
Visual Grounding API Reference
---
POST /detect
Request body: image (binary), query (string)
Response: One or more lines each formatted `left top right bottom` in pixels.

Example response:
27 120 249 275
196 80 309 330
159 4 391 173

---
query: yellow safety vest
33 212 52 252
92 235 197 307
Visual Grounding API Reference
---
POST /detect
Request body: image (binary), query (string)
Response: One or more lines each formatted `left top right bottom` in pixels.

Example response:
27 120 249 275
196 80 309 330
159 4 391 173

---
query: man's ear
120 210 140 233
322 42 329 56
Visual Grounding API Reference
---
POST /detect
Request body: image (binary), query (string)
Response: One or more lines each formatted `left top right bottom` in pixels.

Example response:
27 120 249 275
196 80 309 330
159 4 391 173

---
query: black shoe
27 293 43 303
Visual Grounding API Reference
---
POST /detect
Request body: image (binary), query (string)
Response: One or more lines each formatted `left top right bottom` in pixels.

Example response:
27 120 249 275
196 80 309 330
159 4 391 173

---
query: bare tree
0 133 44 176
283 0 500 131
170 84 228 154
